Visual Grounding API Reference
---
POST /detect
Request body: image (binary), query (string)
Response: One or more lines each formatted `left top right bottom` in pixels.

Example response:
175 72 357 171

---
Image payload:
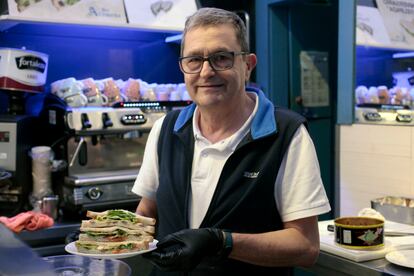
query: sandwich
75 240 150 254
82 209 156 228
78 225 154 242
75 209 156 254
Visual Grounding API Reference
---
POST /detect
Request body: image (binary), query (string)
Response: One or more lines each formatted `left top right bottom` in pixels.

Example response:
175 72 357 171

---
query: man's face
181 24 256 108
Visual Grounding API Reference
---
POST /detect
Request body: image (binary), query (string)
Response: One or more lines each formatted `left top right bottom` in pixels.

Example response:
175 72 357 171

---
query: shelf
0 15 182 43
356 41 414 52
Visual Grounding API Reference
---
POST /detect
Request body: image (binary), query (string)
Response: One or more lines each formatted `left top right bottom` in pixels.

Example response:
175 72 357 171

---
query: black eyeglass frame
178 51 249 74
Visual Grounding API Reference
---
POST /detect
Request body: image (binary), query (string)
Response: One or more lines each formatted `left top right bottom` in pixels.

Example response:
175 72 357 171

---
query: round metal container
43 255 131 276
334 217 384 250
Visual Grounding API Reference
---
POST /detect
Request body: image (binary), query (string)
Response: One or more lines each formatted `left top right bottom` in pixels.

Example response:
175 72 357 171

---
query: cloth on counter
0 211 54 233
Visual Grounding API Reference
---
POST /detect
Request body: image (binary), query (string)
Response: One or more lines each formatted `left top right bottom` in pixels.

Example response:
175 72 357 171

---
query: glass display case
338 0 414 125
337 0 414 217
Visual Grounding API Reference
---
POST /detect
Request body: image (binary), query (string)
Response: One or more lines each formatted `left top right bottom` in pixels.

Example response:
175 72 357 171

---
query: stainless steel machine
0 115 39 216
40 95 189 217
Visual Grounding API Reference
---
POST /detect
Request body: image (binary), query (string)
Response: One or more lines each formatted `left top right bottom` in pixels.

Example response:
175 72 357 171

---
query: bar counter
307 250 414 276
17 220 80 256
8 222 414 275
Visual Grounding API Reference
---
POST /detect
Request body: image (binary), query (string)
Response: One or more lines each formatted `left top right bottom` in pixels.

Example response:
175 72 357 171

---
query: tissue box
371 196 414 225
124 0 197 30
1 0 127 24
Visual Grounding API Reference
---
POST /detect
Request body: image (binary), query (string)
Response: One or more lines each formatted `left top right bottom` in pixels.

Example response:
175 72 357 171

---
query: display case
338 0 414 125
337 0 414 217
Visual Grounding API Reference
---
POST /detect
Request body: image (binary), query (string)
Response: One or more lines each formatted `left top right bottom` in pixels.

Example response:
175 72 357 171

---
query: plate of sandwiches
65 209 157 259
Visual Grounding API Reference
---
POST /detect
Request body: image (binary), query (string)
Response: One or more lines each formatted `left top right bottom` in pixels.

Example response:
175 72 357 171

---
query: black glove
143 228 232 271
65 230 80 244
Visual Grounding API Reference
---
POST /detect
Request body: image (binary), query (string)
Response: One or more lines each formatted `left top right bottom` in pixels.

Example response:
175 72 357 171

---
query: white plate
65 240 158 259
386 249 414 269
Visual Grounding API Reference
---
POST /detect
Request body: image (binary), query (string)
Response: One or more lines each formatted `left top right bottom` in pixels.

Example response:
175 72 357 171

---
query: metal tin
371 196 414 225
334 217 384 250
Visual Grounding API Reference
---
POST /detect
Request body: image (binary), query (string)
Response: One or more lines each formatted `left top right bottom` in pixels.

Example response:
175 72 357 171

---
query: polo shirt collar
173 87 277 140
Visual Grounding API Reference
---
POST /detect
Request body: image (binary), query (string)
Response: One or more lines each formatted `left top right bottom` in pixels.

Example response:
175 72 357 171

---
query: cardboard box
1 0 127 24
124 0 197 30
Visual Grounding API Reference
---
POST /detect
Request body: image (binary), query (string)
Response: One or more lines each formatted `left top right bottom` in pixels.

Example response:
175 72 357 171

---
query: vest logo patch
243 171 260 178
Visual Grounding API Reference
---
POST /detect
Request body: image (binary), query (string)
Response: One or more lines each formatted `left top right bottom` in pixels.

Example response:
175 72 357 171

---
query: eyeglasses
179 51 248 74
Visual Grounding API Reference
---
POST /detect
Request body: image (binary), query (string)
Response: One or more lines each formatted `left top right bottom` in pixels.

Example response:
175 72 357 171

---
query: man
133 7 331 275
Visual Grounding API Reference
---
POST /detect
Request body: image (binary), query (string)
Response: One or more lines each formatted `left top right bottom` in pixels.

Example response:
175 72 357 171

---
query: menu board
300 51 330 107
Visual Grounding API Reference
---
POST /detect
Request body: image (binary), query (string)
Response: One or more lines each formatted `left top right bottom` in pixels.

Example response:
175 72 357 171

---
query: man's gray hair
181 7 249 55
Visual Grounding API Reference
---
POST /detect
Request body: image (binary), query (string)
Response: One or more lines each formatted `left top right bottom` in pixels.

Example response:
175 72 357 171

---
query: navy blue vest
154 92 306 276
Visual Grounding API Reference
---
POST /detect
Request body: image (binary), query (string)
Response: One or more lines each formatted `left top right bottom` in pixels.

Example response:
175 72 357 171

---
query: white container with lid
0 47 49 93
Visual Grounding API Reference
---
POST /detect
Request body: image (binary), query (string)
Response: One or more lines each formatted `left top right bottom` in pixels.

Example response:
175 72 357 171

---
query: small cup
41 195 59 220
81 78 100 97
50 79 63 96
122 78 141 101
64 92 88 107
101 78 126 105
366 86 379 104
82 78 109 106
155 84 170 101
355 85 368 104
87 93 109 106
141 88 157 101
52 78 88 107
377 85 389 104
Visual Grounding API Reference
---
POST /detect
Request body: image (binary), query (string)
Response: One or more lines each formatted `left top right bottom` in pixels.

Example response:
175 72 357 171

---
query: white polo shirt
132 93 331 228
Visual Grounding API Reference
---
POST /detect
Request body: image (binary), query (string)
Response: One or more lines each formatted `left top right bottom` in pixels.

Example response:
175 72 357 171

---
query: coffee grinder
0 48 49 216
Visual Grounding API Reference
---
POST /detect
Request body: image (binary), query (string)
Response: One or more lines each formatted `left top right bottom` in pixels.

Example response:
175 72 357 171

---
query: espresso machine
39 94 188 217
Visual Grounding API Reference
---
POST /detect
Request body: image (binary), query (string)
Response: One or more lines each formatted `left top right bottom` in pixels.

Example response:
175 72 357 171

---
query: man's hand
143 228 231 271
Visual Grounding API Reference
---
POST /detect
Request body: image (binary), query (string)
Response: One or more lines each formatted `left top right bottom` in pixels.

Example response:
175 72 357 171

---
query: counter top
309 250 414 276
12 219 414 275
311 220 414 275
17 220 80 256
